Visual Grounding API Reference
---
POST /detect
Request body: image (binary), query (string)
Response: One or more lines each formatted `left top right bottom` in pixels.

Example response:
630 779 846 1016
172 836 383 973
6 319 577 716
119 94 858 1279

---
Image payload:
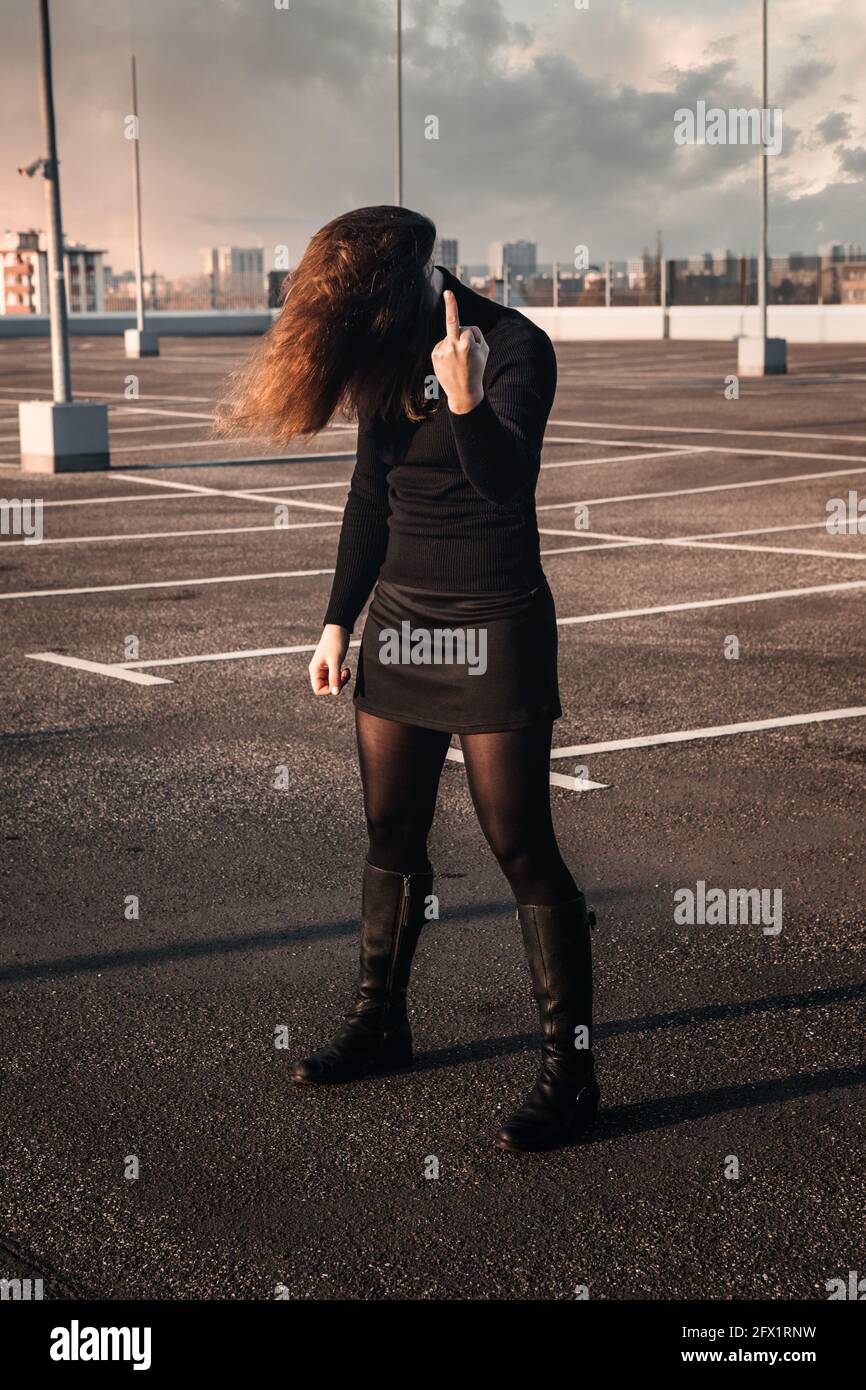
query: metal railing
451 257 862 309
54 257 865 316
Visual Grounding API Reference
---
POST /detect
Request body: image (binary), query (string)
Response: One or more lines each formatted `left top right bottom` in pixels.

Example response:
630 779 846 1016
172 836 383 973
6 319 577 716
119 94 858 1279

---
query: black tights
356 709 579 905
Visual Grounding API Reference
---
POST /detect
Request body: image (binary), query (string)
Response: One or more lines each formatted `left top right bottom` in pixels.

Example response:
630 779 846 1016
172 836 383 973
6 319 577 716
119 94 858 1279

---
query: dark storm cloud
780 58 835 102
838 147 866 177
814 112 853 145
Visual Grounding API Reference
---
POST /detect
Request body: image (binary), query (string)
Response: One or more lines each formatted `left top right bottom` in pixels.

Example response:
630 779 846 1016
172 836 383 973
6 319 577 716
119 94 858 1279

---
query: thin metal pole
37 0 71 403
817 252 823 307
130 56 146 334
605 258 612 308
394 0 403 206
758 0 768 342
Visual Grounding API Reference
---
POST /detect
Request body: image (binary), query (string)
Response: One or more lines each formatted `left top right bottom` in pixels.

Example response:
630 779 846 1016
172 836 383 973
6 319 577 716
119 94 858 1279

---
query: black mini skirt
353 576 561 734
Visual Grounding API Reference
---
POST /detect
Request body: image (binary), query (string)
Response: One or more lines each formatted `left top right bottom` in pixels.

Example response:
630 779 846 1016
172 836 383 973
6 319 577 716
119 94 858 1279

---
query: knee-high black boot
496 895 599 1152
292 860 433 1085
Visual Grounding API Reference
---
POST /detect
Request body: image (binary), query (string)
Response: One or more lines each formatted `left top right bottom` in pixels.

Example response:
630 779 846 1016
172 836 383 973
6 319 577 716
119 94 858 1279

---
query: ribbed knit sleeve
322 417 390 631
447 326 557 506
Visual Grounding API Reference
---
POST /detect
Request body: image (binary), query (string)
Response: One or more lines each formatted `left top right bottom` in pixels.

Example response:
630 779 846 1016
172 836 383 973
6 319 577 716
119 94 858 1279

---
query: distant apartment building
0 230 45 313
201 246 265 289
104 267 136 293
488 240 537 279
434 238 459 273
837 261 866 304
626 249 657 290
65 241 106 312
821 242 864 263
687 252 713 275
712 249 739 282
1 230 106 314
777 252 812 272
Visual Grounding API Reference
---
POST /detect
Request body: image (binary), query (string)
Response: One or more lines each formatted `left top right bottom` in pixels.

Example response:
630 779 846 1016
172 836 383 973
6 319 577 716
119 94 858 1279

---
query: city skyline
1 0 864 279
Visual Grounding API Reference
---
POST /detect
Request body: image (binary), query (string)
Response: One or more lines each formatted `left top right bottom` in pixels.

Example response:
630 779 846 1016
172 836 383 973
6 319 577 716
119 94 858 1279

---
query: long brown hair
215 205 437 443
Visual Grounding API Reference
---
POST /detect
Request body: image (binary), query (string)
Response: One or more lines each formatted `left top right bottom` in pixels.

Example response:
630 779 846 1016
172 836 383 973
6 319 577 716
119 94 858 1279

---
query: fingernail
330 686 339 695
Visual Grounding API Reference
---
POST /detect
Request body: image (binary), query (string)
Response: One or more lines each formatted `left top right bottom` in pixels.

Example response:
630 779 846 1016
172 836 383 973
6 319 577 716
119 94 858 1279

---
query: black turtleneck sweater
323 267 557 632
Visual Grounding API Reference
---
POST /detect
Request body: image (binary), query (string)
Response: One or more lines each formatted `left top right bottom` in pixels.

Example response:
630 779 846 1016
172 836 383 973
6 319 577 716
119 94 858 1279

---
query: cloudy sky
1 0 864 277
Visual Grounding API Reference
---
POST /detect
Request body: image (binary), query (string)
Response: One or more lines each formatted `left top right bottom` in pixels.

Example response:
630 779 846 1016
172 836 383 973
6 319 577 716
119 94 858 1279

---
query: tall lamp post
37 0 70 404
394 0 403 206
738 0 787 376
758 0 768 345
18 0 109 471
124 56 159 357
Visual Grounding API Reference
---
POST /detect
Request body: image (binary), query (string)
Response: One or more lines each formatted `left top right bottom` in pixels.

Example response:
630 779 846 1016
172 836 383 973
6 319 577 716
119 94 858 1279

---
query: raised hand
431 289 489 414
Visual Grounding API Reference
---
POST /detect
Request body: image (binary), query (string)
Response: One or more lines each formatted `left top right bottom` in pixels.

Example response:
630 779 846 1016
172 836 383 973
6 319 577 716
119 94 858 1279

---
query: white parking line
0 421 215 444
111 407 214 421
14 482 346 511
687 519 858 540
687 444 866 465
552 418 866 446
538 526 866 563
542 437 700 450
554 578 866 624
0 387 215 403
3 567 335 601
81 437 272 457
121 449 355 470
547 770 609 792
111 471 343 512
540 448 706 472
538 517 856 542
34 492 237 509
26 653 172 686
0 440 267 463
247 480 351 494
549 705 866 758
443 746 608 792
0 436 323 462
27 639 363 682
536 464 866 511
126 639 361 670
0 519 341 547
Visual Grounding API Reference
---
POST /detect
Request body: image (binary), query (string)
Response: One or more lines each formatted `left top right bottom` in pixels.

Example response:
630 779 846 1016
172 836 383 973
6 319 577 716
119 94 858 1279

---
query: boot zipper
385 873 411 1007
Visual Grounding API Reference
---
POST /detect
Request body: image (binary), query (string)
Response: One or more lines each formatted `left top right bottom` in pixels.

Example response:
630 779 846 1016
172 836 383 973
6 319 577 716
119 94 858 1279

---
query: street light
124 55 159 357
35 0 71 405
395 0 403 206
738 0 787 377
18 0 109 471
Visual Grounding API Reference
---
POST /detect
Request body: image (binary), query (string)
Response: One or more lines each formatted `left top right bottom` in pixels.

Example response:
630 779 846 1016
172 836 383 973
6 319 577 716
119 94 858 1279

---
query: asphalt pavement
1 334 864 1299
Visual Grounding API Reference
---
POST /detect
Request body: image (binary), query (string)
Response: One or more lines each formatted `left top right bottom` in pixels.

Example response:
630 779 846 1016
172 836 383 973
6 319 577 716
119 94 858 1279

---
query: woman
220 205 597 1152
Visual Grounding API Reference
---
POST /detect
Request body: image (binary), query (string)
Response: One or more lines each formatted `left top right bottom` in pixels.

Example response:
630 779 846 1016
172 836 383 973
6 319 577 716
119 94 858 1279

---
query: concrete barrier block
18 401 110 473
